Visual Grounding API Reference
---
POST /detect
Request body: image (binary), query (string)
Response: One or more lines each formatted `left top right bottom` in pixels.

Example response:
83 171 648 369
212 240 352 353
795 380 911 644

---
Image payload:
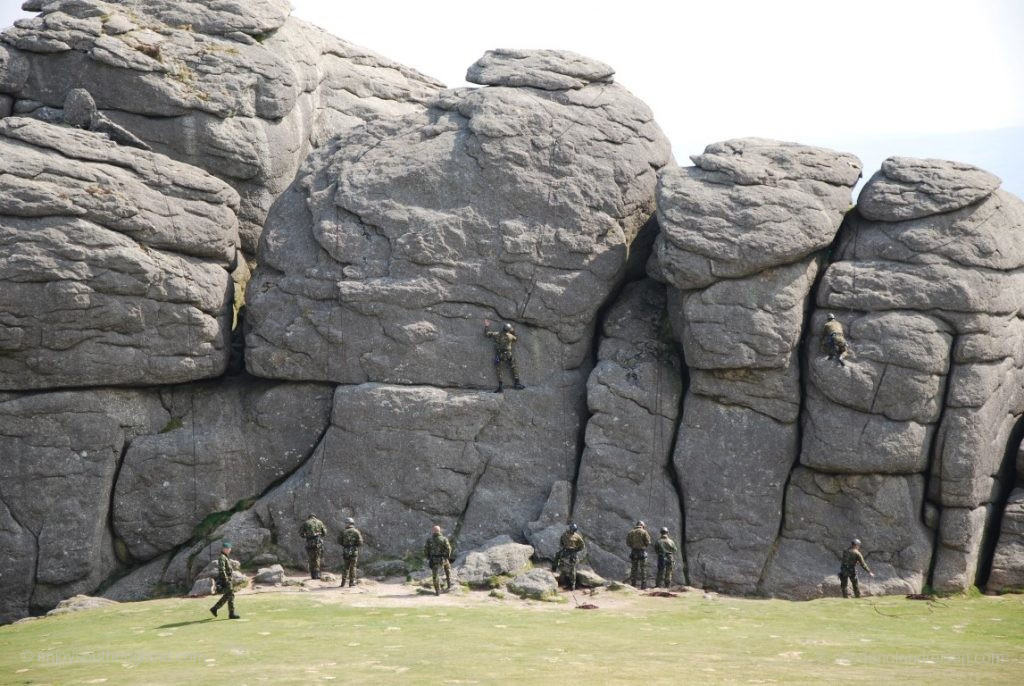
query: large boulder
507 568 558 600
0 117 240 390
245 49 671 388
112 379 333 560
453 535 533 586
0 389 168 623
0 0 443 253
795 157 1024 593
573 279 683 578
101 554 170 602
650 139 861 593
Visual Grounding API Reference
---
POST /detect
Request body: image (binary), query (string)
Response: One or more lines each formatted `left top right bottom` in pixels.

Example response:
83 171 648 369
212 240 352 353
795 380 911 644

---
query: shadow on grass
156 618 216 629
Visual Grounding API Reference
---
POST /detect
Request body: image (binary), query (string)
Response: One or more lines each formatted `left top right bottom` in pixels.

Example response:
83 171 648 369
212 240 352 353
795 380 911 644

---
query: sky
2 0 1022 195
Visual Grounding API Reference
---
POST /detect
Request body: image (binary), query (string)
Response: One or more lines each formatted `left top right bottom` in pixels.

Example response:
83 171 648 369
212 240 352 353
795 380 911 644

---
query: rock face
0 0 443 253
573 279 683 578
765 156 1024 597
987 488 1024 592
112 379 333 560
0 117 240 390
232 49 669 573
245 49 670 387
0 389 168 623
651 139 862 593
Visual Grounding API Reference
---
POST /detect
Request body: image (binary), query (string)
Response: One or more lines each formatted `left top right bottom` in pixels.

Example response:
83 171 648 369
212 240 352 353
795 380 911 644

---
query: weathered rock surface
857 157 1002 222
508 568 558 600
986 488 1024 592
453 535 533 586
245 50 670 387
0 117 240 390
652 139 861 593
573 280 683 578
1 0 444 253
792 158 1024 593
760 469 932 599
102 554 170 602
524 480 572 560
112 378 332 560
217 379 585 570
0 389 167 623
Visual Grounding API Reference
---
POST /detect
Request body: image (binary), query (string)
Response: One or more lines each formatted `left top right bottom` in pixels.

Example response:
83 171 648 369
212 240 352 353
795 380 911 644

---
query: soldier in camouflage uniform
209 541 240 619
839 538 875 598
424 525 453 596
822 313 849 366
654 526 678 588
484 320 525 392
339 517 363 588
626 520 652 589
299 513 327 580
553 523 586 591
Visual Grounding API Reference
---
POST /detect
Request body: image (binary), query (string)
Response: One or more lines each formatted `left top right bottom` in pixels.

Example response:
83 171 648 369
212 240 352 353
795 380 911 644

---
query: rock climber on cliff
484 319 525 393
822 313 849 366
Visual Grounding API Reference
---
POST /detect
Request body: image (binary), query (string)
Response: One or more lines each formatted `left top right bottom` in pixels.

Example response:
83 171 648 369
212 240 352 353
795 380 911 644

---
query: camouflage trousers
212 579 235 615
429 556 452 594
629 550 648 589
826 333 848 363
342 551 359 586
656 557 674 587
493 350 520 385
839 565 860 598
554 552 580 590
306 542 323 579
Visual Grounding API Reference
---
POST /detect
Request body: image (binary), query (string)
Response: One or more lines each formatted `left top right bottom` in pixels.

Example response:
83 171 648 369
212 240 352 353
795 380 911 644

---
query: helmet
568 523 578 532
635 520 645 528
851 538 861 546
503 322 514 332
345 517 355 525
660 527 669 534
827 314 836 321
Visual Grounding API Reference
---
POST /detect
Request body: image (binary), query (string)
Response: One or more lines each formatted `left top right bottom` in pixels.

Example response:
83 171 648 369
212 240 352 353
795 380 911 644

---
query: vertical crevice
923 332 959 589
663 339 690 584
756 250 831 593
975 413 1023 588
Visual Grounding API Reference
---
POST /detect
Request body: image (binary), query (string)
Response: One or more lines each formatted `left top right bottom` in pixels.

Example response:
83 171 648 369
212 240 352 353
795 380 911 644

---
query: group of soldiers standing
553 521 679 591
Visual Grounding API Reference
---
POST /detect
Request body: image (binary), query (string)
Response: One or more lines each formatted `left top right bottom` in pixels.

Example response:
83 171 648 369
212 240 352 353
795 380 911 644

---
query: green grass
0 591 1021 684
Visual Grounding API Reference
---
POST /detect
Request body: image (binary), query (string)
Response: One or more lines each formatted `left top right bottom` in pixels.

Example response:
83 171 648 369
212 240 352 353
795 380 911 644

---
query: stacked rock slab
573 279 684 578
0 0 443 253
235 49 670 568
649 139 861 593
0 390 168 623
764 157 1024 597
987 485 1024 593
111 378 333 560
0 117 240 389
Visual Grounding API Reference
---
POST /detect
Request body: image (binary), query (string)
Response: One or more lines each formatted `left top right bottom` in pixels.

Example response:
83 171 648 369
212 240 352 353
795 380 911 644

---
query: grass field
0 585 1021 684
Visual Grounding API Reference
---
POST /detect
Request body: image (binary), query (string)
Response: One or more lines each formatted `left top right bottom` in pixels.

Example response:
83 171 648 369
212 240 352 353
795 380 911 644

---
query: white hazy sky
2 0 1022 192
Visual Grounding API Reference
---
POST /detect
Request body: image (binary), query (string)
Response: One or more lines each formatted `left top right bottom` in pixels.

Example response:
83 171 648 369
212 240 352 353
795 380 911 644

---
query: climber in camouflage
822 313 849 366
424 525 453 596
300 513 327 580
839 538 875 598
626 520 652 589
339 517 363 588
484 319 525 393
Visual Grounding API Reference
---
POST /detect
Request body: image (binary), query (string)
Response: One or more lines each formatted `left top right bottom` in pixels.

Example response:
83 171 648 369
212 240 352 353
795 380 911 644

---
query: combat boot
513 378 525 390
209 606 218 617
495 381 503 393
229 613 241 619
